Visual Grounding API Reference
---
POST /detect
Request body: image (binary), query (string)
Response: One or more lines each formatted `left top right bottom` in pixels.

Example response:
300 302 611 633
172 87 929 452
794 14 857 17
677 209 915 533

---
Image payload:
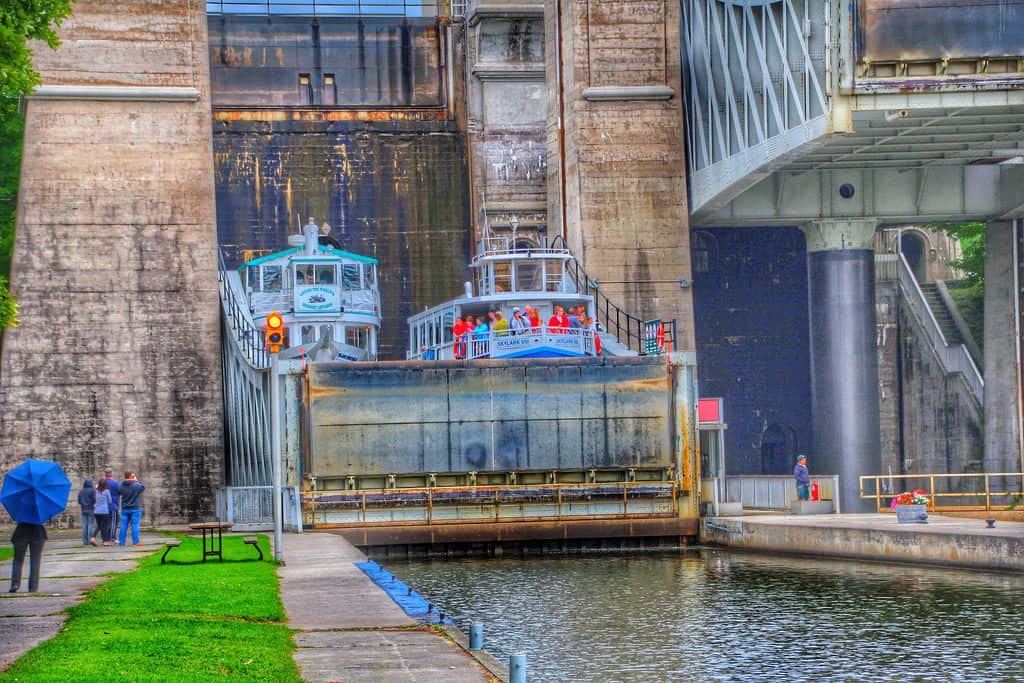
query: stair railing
218 249 271 370
551 236 677 354
897 252 984 405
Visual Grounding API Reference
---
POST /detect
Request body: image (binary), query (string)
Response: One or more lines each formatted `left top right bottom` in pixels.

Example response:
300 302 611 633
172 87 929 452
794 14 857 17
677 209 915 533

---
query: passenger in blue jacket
118 472 146 547
794 454 811 501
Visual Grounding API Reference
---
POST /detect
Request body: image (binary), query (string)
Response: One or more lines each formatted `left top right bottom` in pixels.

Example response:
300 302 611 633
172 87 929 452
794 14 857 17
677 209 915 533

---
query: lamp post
270 352 284 563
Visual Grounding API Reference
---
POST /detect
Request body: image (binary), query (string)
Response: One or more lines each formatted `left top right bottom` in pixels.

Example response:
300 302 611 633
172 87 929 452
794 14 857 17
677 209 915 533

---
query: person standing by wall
794 455 811 501
102 468 120 543
77 478 97 546
94 479 114 546
9 522 46 593
118 472 145 547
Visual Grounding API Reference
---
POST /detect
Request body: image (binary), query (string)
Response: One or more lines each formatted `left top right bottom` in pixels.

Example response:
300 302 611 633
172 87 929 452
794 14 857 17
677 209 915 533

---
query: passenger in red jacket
548 305 569 333
452 317 468 359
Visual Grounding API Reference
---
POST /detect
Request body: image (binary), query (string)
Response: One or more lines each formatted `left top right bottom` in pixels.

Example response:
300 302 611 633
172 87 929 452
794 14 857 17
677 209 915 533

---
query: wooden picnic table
189 522 233 562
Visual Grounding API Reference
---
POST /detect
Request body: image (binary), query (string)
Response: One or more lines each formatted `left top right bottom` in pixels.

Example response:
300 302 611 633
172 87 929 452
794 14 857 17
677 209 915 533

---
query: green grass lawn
0 545 11 562
4 534 299 682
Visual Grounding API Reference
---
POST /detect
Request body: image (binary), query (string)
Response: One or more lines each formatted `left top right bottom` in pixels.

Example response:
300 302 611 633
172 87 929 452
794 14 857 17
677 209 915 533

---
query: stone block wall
0 1 223 524
546 0 694 349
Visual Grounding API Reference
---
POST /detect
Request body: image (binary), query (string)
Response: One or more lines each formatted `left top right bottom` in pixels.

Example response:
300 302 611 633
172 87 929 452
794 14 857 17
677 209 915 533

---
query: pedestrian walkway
278 533 495 682
703 513 1024 571
0 530 162 670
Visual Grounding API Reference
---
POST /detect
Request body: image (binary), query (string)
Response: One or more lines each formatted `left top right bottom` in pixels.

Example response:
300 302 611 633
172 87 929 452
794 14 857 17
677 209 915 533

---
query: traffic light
265 311 284 353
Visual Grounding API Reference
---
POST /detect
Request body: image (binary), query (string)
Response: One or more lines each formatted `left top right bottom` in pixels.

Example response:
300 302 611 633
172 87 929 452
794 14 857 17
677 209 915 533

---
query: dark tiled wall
691 227 812 475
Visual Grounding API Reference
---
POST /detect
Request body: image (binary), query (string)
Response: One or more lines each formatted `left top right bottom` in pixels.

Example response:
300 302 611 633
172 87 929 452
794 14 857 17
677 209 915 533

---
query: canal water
388 550 1024 682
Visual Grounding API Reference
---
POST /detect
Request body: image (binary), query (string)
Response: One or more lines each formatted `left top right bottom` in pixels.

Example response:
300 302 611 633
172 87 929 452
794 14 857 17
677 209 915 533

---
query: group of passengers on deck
433 305 601 359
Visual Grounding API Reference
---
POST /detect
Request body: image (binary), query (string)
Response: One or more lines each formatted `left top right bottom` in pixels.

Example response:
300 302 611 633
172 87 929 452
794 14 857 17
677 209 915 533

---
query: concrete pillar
546 0 695 350
0 1 223 523
983 220 1023 475
802 220 881 513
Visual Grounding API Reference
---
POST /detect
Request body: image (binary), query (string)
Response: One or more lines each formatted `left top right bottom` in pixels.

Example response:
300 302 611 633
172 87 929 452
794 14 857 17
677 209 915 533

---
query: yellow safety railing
860 473 1024 512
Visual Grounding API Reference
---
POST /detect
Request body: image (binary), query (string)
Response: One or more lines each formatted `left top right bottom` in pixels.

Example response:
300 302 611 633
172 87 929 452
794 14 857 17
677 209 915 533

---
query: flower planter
895 503 928 524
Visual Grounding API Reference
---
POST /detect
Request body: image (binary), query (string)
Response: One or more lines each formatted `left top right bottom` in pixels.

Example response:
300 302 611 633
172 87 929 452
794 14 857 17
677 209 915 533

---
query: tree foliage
928 221 986 285
0 0 74 329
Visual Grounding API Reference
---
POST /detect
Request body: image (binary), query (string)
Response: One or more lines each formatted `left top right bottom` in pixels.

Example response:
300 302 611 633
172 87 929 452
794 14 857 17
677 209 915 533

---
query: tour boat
234 219 382 361
407 232 598 360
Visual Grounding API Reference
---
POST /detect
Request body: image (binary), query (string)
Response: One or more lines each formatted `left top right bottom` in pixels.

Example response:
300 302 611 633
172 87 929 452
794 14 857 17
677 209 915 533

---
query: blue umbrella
1 459 71 524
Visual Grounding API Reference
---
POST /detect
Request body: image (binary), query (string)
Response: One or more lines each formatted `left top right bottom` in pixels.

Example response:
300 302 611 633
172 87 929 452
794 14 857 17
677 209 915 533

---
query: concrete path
0 531 162 671
279 533 495 682
704 513 1024 571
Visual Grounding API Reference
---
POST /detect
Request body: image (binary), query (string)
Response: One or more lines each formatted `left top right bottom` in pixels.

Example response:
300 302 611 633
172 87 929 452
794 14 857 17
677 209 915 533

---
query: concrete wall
0 1 223 523
546 0 695 348
305 356 671 477
465 2 548 243
877 275 984 479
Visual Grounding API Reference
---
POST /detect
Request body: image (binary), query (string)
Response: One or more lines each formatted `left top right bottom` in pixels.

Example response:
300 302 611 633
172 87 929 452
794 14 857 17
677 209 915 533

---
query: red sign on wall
698 398 723 425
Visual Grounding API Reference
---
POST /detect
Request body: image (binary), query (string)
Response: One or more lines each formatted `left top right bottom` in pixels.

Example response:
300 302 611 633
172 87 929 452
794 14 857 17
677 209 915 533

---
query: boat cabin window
319 324 335 342
516 261 542 291
295 264 313 286
315 265 335 285
261 265 282 292
442 311 455 343
346 326 369 349
545 264 564 292
493 261 512 293
300 325 317 345
342 264 361 290
364 265 376 288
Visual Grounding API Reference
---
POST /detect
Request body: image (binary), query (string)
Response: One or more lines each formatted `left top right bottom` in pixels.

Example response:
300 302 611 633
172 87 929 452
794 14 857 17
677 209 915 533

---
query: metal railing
412 327 597 360
896 252 984 405
303 481 679 528
860 473 1024 512
216 486 303 531
219 249 270 370
207 0 444 16
720 475 840 512
552 236 678 355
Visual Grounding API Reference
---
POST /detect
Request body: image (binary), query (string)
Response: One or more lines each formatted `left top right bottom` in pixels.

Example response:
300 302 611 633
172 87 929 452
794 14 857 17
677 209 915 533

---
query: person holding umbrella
2 459 71 593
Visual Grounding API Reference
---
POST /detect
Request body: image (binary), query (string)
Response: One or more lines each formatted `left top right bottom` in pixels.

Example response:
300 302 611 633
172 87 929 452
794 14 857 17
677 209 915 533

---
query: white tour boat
407 232 598 360
233 219 382 361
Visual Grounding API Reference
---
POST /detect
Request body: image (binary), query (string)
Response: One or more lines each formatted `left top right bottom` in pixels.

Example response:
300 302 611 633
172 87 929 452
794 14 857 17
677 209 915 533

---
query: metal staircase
896 254 983 406
218 250 272 487
551 236 677 356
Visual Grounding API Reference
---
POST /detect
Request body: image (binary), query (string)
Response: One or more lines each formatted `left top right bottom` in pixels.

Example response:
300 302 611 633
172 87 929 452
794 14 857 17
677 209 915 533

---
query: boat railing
474 236 572 261
411 327 597 360
551 235 678 355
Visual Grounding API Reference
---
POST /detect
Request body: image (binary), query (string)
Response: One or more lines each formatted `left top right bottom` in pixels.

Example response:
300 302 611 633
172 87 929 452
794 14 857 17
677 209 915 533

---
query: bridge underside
694 104 1024 225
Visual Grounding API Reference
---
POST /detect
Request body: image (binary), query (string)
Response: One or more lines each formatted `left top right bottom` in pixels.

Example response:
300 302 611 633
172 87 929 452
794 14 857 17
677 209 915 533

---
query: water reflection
387 550 1024 682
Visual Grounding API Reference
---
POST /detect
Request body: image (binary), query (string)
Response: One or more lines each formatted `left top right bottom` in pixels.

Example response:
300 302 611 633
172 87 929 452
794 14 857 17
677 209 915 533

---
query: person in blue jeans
77 478 97 546
102 468 120 542
118 471 145 546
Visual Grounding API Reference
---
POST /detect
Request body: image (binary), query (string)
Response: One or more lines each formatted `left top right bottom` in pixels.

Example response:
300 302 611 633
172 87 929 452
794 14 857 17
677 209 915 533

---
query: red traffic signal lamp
265 311 285 353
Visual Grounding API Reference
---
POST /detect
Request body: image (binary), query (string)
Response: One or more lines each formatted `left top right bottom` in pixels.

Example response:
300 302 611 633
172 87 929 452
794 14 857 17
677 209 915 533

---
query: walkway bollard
509 653 526 683
469 622 483 650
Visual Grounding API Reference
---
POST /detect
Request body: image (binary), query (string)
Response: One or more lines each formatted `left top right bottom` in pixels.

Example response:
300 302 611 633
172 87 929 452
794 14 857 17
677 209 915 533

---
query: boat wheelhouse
407 234 598 360
235 219 381 361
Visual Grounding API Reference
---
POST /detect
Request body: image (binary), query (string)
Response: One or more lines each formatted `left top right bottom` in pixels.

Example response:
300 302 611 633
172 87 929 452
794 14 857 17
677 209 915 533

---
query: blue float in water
355 561 453 624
